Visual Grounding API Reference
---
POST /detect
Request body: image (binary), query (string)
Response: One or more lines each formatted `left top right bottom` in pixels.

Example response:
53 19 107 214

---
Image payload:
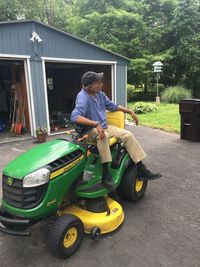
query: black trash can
179 99 200 142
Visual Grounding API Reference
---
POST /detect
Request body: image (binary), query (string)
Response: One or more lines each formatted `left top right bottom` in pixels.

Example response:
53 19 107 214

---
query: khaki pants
86 125 146 164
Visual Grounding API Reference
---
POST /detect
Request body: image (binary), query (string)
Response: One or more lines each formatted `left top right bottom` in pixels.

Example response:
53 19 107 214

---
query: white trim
49 131 67 137
24 60 33 136
42 59 51 134
111 64 114 100
114 63 117 102
42 57 117 134
41 56 117 65
42 56 116 101
0 54 30 59
41 57 117 102
27 59 36 136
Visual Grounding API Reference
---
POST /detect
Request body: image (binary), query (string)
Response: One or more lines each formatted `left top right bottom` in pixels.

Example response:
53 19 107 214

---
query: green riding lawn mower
0 111 148 259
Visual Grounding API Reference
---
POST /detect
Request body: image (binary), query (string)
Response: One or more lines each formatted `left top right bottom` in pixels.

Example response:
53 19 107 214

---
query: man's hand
96 124 105 140
117 105 139 126
130 111 139 126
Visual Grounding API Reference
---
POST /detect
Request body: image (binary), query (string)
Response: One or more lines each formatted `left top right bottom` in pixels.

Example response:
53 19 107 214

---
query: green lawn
127 102 180 134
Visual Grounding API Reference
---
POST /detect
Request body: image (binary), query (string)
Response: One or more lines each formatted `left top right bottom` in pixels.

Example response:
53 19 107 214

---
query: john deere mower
0 111 147 258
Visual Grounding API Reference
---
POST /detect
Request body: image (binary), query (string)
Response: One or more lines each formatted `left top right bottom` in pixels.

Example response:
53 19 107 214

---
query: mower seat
106 111 125 146
72 111 125 146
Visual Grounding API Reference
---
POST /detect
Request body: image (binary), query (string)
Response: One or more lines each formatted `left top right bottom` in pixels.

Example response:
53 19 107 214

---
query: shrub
131 102 158 114
127 84 135 102
161 86 192 103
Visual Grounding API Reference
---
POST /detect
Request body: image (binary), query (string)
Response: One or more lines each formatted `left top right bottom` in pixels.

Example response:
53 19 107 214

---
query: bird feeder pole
152 61 163 103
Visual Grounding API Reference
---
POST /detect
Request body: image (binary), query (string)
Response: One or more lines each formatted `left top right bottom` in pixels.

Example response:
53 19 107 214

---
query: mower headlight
23 168 50 188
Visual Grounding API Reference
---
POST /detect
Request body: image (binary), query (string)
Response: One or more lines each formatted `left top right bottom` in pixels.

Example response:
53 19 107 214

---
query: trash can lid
180 99 200 104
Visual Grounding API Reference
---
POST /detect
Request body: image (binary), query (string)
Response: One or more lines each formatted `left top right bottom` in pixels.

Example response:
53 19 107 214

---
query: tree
0 0 71 30
166 0 200 96
0 0 20 21
2 0 199 95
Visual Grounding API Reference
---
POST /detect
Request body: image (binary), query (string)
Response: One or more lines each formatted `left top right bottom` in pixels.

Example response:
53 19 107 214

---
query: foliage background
0 0 199 97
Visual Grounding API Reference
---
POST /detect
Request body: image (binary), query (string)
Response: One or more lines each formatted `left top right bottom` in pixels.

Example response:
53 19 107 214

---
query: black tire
90 226 101 240
117 164 147 202
48 214 84 259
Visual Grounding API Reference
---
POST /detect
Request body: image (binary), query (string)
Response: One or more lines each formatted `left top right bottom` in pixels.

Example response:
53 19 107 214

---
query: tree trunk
144 84 148 93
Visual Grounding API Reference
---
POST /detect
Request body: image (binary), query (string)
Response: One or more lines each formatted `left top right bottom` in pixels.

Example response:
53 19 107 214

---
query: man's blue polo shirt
70 88 118 129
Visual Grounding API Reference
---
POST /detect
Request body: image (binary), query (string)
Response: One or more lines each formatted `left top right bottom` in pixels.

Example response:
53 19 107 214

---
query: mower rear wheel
117 164 147 202
48 214 84 259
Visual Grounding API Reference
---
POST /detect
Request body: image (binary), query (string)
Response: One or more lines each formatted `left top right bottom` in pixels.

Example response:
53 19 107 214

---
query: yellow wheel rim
135 179 143 192
63 227 78 248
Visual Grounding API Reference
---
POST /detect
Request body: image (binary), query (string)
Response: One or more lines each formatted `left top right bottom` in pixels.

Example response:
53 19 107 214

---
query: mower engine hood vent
48 149 84 172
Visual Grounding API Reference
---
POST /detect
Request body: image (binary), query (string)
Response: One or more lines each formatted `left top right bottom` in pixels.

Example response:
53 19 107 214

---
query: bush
161 86 192 103
127 84 135 102
131 102 158 114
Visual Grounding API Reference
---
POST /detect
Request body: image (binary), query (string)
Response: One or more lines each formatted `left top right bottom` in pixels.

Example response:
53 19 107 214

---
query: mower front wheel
48 214 84 259
118 164 147 202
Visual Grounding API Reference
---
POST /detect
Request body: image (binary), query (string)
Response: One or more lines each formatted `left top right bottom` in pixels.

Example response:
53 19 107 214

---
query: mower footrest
78 181 104 193
77 181 108 198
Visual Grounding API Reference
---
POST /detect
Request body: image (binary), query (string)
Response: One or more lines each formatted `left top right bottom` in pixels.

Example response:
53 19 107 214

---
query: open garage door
0 60 31 142
45 62 113 133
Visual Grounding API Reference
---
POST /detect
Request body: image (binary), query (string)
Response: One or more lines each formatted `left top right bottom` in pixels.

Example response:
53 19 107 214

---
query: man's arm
76 115 105 140
117 105 139 126
75 116 98 127
71 93 97 126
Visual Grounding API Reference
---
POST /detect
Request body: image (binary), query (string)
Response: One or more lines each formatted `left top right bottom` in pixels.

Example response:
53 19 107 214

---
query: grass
127 102 180 134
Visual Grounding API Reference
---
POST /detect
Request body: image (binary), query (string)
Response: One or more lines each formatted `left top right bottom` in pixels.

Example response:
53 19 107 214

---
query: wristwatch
95 121 100 127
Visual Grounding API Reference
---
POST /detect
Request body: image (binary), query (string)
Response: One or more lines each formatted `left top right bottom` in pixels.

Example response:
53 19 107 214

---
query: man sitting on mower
70 71 161 190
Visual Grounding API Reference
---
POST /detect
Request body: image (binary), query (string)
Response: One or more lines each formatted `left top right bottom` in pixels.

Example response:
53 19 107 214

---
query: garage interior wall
0 60 30 139
45 62 112 133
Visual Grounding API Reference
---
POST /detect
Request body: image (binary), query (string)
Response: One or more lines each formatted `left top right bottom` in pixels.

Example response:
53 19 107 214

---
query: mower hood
3 139 85 179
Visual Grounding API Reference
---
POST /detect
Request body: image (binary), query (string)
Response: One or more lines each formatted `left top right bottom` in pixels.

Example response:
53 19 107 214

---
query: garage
0 20 129 142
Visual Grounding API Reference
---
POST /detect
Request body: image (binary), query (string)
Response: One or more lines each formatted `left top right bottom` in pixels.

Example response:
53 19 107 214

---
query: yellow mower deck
59 197 124 234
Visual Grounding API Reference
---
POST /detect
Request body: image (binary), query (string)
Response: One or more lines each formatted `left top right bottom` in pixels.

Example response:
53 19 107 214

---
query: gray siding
30 60 47 127
0 22 33 55
35 23 128 65
0 21 128 65
116 65 126 106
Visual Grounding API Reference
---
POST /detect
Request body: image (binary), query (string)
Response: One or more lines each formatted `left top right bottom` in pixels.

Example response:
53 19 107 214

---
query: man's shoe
137 163 162 181
102 173 117 191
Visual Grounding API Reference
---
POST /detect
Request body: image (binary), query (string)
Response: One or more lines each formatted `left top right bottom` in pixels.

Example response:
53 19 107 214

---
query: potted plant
35 127 47 143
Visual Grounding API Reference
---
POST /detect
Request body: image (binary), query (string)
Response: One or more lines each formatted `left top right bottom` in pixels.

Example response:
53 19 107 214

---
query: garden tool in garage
10 90 17 132
15 95 26 135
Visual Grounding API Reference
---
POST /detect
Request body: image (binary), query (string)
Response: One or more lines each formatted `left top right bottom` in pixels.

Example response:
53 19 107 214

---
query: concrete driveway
0 125 200 267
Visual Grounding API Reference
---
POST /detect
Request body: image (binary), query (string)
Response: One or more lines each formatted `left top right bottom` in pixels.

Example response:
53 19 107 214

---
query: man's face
90 80 103 93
